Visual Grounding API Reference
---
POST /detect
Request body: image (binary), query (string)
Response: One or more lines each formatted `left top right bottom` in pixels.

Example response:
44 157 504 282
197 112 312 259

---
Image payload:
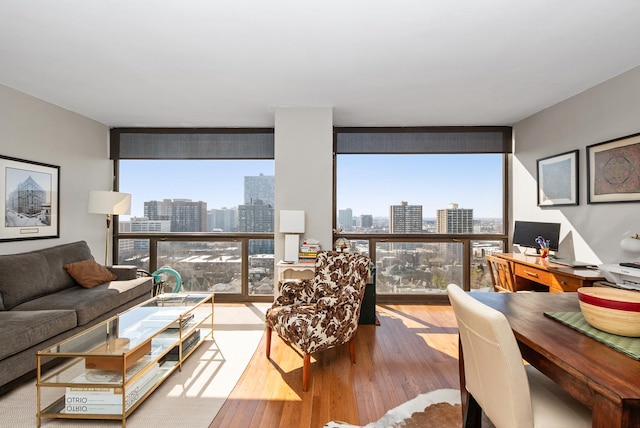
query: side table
275 261 315 284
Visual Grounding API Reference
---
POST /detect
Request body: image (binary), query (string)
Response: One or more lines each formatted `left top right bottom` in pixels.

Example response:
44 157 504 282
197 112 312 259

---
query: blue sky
120 154 503 219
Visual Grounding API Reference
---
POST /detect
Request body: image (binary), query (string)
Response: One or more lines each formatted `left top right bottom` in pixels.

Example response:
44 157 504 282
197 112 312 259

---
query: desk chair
486 255 517 292
447 284 591 428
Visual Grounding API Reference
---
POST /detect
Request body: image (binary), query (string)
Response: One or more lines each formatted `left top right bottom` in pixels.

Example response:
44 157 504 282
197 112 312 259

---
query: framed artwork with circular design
587 132 640 204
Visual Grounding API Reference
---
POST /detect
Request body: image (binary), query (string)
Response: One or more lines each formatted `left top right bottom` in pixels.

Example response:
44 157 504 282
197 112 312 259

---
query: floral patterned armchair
265 251 371 391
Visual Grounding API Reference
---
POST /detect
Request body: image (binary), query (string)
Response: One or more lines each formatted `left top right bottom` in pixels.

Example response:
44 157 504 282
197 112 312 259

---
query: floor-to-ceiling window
112 129 275 302
334 127 511 302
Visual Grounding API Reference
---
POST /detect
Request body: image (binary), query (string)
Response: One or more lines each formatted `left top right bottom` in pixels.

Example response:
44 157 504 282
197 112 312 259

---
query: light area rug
0 303 269 428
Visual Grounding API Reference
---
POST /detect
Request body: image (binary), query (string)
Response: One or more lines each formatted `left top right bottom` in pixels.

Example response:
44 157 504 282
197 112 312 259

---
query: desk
495 253 605 292
464 293 640 428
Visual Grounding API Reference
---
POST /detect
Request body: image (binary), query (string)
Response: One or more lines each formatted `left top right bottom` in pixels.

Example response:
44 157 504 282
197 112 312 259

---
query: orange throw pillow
64 259 117 288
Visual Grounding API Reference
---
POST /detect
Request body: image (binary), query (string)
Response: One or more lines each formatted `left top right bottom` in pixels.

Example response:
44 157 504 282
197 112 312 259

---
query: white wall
274 108 333 262
0 84 112 258
513 66 640 264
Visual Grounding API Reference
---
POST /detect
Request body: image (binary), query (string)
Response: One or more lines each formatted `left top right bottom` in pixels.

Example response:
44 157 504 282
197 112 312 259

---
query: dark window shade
111 129 274 160
335 127 512 154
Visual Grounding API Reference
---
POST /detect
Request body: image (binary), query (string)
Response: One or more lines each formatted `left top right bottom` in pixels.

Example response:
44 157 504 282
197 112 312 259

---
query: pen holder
540 247 549 259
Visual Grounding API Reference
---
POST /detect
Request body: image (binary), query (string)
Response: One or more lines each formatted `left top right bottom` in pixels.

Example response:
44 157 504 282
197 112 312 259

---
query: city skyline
119 154 503 220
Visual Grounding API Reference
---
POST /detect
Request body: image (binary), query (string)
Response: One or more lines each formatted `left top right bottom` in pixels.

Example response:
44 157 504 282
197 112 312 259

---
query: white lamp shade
279 210 305 233
88 191 132 215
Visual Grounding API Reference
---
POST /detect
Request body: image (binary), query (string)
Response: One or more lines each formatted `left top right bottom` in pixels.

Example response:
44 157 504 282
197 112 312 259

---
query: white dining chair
447 284 592 428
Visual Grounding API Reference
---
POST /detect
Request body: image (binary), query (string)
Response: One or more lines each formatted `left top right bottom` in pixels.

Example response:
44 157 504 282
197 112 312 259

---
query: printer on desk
598 263 640 291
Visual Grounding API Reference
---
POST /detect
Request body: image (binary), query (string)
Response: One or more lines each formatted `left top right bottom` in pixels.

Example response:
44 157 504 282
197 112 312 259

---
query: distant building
359 214 373 229
244 174 274 206
120 216 171 250
390 201 422 233
436 203 473 234
144 199 207 232
240 175 274 255
338 208 354 231
437 203 473 263
208 207 238 232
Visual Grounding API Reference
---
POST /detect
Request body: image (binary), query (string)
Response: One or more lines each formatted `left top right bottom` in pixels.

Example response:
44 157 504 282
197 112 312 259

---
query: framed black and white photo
587 132 640 204
537 150 579 206
0 155 60 242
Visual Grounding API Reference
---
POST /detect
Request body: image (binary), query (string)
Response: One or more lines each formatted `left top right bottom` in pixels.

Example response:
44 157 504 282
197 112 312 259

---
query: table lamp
280 210 305 262
88 190 131 265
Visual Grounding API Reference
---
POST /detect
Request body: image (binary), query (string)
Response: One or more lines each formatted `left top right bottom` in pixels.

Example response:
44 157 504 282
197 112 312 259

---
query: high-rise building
120 217 171 250
436 203 473 264
208 207 238 232
390 201 422 233
144 199 207 232
436 203 473 234
244 174 274 206
238 200 274 233
240 175 274 255
359 214 373 229
338 208 353 231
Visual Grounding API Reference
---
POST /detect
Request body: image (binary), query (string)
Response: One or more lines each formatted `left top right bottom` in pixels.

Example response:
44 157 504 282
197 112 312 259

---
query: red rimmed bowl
577 286 640 337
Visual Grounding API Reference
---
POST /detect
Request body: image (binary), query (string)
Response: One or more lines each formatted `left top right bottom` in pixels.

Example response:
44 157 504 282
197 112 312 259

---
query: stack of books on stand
299 242 320 264
65 361 160 414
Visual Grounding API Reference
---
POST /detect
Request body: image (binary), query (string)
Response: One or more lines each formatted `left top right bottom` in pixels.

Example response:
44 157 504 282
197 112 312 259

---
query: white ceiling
2 1 640 128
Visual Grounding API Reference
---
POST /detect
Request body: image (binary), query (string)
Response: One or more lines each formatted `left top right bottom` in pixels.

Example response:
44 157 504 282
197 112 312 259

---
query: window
334 127 510 300
112 129 275 301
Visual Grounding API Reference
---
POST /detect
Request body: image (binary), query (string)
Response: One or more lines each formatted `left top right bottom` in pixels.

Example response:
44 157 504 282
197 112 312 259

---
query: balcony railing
115 231 507 303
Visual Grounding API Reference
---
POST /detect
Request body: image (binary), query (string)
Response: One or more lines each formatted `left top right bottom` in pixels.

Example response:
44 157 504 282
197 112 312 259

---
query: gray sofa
0 240 153 394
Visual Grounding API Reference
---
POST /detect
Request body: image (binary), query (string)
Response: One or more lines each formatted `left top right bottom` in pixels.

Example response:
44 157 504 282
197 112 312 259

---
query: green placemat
544 311 640 360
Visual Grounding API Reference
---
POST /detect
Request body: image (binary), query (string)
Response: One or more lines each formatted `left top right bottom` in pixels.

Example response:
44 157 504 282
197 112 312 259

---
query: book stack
162 329 201 362
65 362 160 414
299 243 320 264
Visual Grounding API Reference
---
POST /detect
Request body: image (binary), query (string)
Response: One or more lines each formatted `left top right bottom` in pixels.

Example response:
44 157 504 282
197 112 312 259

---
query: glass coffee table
36 293 214 428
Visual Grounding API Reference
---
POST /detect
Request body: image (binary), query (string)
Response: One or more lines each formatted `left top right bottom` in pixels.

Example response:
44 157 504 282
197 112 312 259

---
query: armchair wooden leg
349 340 356 364
302 354 311 392
266 326 272 359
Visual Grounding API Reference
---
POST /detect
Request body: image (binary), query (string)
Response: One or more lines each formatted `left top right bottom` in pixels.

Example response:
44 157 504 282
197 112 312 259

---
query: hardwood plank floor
209 304 461 428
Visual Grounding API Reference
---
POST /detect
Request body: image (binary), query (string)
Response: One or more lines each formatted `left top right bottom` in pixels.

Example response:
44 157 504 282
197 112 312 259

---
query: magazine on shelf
65 363 160 413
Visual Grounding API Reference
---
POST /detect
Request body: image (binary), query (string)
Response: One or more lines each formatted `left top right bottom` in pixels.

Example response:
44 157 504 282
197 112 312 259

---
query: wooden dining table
463 292 640 428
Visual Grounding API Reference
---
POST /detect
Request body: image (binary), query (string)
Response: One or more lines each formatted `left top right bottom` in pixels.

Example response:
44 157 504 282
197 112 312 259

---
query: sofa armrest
107 265 137 281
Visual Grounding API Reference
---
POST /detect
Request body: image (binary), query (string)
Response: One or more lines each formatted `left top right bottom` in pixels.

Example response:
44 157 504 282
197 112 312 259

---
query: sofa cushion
12 277 153 325
38 241 95 292
0 252 49 310
0 310 77 360
64 259 118 288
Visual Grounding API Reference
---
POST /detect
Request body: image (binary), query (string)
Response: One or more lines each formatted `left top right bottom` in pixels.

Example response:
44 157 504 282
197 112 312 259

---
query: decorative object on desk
279 209 305 262
537 149 579 206
577 286 640 337
0 155 60 242
535 235 550 258
587 132 640 204
335 237 350 252
88 190 131 264
620 233 640 253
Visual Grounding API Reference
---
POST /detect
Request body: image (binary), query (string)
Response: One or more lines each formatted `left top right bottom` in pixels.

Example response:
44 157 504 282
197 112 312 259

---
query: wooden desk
464 293 640 428
495 253 605 292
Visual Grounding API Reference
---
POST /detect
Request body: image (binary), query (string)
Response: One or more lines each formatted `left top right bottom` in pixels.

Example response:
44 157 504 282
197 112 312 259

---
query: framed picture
537 150 579 206
0 155 60 242
587 132 640 204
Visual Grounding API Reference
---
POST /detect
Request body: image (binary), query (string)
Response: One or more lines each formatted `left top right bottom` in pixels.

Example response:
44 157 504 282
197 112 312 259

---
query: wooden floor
209 304 461 428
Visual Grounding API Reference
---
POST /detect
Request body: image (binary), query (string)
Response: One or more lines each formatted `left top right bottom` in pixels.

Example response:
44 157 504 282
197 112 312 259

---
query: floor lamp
88 191 131 265
280 210 305 263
